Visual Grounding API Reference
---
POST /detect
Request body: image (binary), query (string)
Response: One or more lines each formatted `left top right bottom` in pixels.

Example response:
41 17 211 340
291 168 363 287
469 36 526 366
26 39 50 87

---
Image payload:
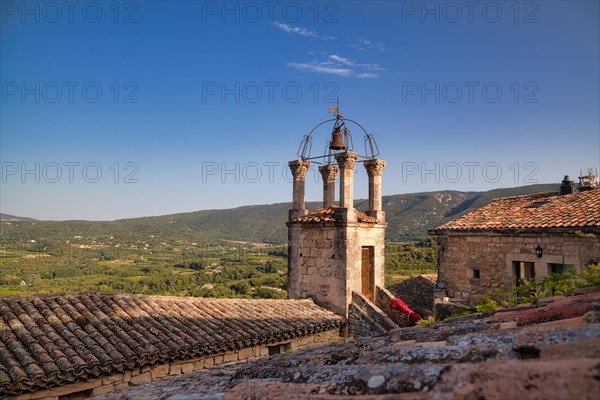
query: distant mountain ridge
0 213 37 222
1 184 558 243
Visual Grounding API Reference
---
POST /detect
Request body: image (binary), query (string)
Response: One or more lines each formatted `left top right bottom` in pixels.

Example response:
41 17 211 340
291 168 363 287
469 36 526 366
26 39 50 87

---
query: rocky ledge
93 287 600 400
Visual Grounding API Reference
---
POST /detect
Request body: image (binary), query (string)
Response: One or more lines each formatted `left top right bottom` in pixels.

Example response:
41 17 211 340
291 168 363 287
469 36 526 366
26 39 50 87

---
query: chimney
578 168 599 191
560 175 575 195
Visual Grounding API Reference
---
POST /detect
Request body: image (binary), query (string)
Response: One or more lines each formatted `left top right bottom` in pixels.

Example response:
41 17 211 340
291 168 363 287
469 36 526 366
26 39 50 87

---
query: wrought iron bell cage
296 109 380 164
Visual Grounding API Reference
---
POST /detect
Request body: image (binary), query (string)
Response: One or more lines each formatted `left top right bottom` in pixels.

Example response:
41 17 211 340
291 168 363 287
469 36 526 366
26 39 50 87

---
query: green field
0 226 437 297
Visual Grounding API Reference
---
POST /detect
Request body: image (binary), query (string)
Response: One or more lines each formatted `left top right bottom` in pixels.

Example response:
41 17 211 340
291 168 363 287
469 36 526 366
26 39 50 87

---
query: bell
329 126 346 150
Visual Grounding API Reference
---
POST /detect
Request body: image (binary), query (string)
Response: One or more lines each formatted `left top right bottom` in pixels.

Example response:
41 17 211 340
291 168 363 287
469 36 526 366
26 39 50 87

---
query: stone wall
344 224 386 310
288 221 386 317
375 286 412 328
348 291 397 337
288 224 346 315
437 231 600 303
9 329 340 400
387 275 436 318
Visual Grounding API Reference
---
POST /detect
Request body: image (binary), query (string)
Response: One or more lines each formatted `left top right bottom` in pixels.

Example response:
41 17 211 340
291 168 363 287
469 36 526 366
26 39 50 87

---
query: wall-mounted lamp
535 245 543 258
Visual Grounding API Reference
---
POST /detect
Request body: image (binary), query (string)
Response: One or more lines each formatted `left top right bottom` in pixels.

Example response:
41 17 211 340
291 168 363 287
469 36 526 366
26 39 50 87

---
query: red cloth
391 298 423 326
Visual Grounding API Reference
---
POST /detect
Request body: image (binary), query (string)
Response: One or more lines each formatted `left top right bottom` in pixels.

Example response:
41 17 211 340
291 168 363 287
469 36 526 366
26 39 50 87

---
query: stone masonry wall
288 222 386 317
288 224 347 316
9 329 341 400
348 291 397 338
344 224 386 309
375 286 412 328
437 231 600 303
387 275 436 318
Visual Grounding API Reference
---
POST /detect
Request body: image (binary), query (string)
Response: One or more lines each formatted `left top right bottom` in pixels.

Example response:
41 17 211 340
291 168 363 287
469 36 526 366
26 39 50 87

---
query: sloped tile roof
0 293 343 395
434 188 600 231
293 207 378 224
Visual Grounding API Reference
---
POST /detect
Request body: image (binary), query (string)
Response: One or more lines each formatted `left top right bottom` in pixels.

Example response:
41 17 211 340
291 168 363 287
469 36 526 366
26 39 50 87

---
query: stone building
286 112 388 318
430 181 600 303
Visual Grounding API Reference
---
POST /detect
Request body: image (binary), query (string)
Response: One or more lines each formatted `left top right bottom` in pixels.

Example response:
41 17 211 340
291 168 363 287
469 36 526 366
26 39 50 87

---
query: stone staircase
348 291 398 337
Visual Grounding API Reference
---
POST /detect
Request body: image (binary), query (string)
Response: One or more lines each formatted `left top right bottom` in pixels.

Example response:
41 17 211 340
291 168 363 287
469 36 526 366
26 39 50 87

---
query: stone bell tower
287 110 386 317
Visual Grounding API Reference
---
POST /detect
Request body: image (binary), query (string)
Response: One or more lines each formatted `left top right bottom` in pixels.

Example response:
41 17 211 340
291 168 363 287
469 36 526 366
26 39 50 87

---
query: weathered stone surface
430 358 600 400
128 372 151 385
516 293 600 326
223 381 430 400
149 363 169 379
388 275 436 318
540 337 600 360
279 364 445 394
513 324 600 357
349 292 398 337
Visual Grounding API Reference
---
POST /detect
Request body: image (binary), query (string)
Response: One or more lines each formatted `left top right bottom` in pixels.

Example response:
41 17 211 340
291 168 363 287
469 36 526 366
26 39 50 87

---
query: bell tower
287 108 386 317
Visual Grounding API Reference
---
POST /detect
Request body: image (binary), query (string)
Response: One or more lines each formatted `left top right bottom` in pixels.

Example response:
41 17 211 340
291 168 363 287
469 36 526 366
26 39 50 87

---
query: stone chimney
560 175 575 195
319 165 338 208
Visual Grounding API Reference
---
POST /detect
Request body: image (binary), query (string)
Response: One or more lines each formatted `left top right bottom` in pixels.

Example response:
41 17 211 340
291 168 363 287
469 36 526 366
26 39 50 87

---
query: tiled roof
434 188 600 231
0 293 343 395
293 206 378 224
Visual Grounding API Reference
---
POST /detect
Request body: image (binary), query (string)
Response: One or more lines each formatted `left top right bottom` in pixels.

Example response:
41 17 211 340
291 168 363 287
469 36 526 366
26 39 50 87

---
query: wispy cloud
350 38 386 52
329 54 353 66
287 54 384 79
356 72 378 79
273 22 336 40
286 62 352 77
328 54 384 71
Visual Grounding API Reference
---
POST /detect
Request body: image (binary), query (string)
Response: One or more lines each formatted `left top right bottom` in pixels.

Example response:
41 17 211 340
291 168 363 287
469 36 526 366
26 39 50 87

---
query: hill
1 184 557 244
0 213 37 222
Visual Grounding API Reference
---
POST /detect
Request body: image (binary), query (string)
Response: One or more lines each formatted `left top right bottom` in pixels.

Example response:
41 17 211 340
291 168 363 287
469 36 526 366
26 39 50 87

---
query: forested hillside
1 184 557 243
0 184 557 296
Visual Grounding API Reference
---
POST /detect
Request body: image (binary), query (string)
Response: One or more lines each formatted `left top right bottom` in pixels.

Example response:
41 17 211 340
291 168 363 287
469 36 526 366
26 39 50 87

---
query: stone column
335 152 358 210
319 164 339 208
288 159 310 219
364 159 386 221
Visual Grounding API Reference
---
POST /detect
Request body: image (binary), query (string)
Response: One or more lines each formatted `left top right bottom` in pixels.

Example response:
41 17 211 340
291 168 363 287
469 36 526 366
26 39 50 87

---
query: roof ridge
433 187 600 231
491 191 558 201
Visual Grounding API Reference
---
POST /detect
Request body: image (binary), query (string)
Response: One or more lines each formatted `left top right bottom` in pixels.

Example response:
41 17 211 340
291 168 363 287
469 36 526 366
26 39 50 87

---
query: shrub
416 316 435 326
579 263 600 287
475 298 498 313
446 265 600 320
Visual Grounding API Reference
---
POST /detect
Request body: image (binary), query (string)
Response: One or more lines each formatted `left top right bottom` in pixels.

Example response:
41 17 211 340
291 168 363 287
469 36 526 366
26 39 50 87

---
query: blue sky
1 0 599 220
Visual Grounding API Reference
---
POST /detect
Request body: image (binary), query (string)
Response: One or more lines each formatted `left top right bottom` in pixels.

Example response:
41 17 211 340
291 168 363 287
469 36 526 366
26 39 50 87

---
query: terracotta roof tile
0 293 343 395
293 206 378 224
434 188 600 231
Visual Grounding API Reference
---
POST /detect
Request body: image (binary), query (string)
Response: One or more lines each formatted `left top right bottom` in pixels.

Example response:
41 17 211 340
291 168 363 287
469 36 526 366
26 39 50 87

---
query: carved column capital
364 159 386 177
318 165 339 183
288 160 310 181
335 152 359 170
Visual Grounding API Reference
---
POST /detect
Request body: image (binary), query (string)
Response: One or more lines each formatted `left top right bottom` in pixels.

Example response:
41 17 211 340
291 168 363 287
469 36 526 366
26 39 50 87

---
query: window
267 342 291 355
513 261 535 286
59 389 92 400
472 269 480 279
548 264 575 275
